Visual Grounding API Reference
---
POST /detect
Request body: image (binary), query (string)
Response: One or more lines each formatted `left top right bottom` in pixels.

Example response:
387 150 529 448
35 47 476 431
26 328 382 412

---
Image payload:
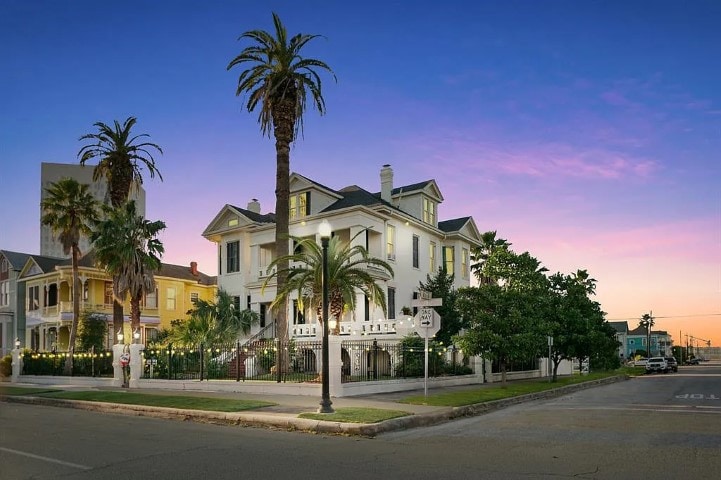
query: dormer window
290 192 310 220
423 197 436 225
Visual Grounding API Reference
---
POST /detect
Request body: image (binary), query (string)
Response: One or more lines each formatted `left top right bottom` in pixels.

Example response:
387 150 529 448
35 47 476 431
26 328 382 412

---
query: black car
686 357 700 365
664 357 678 372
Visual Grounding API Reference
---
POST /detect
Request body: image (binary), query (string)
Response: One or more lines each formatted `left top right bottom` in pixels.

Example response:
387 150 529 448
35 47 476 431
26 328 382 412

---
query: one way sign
414 307 441 338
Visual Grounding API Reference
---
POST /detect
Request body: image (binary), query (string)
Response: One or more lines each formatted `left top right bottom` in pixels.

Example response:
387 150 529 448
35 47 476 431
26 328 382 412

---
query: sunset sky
1 1 719 346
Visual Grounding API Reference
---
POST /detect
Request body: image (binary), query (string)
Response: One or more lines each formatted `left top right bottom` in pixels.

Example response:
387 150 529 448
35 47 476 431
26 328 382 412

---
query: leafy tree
418 268 463 346
455 247 548 386
40 177 98 373
91 201 165 335
228 13 336 369
77 311 109 352
263 232 393 335
78 116 163 335
170 290 259 346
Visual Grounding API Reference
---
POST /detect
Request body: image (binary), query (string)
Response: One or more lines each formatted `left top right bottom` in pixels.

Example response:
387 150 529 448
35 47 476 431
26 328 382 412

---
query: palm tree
470 231 511 285
228 12 336 354
170 290 259 346
263 232 393 335
40 178 98 373
639 312 655 357
91 201 165 336
78 116 163 336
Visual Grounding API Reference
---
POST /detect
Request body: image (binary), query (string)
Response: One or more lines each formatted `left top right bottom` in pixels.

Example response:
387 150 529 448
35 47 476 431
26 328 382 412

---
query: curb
1 375 627 437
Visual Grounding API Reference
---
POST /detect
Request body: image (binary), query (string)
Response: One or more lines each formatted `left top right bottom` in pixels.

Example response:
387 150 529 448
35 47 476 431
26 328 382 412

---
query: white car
646 357 668 374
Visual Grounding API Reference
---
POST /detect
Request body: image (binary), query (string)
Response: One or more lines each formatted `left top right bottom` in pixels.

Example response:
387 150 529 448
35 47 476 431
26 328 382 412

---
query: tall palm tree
263 233 393 335
91 201 165 336
171 290 259 346
78 116 163 336
639 312 655 357
228 13 336 352
40 178 98 373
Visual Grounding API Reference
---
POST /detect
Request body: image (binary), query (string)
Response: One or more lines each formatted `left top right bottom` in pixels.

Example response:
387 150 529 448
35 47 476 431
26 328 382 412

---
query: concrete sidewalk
2 376 627 437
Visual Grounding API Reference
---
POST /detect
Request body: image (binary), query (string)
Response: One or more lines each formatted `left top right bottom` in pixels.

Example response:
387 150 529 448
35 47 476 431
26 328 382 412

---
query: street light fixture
14 338 21 349
318 219 334 414
133 329 141 343
116 329 124 344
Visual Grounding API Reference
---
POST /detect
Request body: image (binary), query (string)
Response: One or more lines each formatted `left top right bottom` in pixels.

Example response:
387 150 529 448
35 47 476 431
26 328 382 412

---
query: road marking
0 447 92 470
549 405 721 414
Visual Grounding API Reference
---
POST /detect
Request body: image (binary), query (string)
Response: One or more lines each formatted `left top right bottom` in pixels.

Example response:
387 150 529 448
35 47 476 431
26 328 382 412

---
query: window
233 295 240 312
1 258 7 273
462 248 469 278
429 242 436 272
0 281 8 306
166 287 176 310
143 285 157 308
290 191 310 219
227 241 240 273
293 300 305 324
386 224 396 261
218 244 222 275
388 287 396 320
190 292 199 304
364 295 370 321
83 281 89 301
247 295 251 309
412 235 419 269
423 198 436 225
443 246 455 276
104 282 113 306
260 304 267 328
28 285 40 310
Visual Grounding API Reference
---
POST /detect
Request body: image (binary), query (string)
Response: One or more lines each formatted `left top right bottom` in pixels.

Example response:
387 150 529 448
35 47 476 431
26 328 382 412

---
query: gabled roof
30 255 66 273
321 185 388 212
157 263 216 286
391 180 433 195
608 321 629 334
438 217 472 233
227 204 276 223
1 250 33 270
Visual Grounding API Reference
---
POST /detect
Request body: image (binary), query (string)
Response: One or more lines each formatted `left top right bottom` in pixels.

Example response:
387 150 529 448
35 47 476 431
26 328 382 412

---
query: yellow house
19 252 216 351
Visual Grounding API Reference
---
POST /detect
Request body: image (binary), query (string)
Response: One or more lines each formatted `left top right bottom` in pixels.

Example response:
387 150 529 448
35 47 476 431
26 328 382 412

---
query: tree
228 13 336 368
470 230 511 285
78 116 163 336
91 201 165 335
77 311 109 352
639 312 655 357
263 232 393 335
418 268 463 346
170 290 259 346
40 177 98 373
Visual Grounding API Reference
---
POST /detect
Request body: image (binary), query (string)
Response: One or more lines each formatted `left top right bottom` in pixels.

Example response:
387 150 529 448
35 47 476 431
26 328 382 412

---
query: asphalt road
2 365 720 480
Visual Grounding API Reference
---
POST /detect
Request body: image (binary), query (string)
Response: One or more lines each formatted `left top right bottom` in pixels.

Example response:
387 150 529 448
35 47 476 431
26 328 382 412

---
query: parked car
664 357 678 372
632 358 648 367
646 357 668 374
686 357 700 365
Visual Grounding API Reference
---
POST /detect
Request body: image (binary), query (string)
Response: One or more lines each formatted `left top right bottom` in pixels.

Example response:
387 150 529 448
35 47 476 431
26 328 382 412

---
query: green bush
0 355 12 377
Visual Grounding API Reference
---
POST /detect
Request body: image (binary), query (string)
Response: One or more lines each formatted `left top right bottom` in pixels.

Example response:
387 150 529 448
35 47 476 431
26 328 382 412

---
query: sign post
411 291 442 397
547 336 553 382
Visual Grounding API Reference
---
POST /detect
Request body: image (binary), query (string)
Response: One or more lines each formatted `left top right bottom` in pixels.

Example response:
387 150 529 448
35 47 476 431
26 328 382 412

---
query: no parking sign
120 352 130 367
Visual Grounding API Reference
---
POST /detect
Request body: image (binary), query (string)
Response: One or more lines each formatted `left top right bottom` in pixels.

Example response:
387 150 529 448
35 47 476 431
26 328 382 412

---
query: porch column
328 336 343 397
129 343 144 388
11 345 22 382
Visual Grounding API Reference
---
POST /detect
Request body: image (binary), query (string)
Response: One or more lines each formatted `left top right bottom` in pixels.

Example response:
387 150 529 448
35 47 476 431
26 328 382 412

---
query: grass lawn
299 407 411 424
401 371 626 407
37 390 276 412
0 385 61 396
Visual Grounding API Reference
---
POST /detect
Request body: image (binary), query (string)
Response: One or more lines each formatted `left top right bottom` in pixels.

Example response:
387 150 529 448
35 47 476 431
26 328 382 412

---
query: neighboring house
40 162 146 258
0 250 38 356
608 321 628 361
18 251 216 351
202 164 482 340
627 326 673 357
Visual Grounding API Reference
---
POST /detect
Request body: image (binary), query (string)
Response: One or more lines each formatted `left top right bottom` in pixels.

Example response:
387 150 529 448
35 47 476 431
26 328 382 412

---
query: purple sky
1 0 719 345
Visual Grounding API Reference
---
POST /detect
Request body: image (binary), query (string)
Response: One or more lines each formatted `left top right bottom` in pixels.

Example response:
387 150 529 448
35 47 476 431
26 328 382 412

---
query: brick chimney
190 261 198 276
380 164 393 202
247 198 261 214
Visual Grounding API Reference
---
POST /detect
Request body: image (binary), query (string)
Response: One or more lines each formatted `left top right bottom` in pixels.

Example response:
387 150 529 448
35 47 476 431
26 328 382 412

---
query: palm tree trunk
130 292 142 337
113 300 124 342
272 97 295 377
64 245 81 375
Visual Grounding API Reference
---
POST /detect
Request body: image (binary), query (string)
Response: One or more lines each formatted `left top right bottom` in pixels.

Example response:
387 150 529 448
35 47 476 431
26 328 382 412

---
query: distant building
0 250 38 355
627 325 673 357
608 321 629 361
40 162 146 258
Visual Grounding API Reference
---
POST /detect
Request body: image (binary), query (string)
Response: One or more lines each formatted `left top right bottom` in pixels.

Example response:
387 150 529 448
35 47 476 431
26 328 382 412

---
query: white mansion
202 165 482 340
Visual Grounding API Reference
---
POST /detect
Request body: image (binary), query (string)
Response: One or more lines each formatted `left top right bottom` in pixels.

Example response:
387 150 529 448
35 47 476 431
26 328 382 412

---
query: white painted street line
0 447 92 470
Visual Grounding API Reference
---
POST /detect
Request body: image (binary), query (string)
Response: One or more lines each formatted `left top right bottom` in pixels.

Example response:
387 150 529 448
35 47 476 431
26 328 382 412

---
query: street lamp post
318 220 334 414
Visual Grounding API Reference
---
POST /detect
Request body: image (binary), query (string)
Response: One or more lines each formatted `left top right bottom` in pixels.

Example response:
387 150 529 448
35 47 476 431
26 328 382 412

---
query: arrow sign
413 308 441 338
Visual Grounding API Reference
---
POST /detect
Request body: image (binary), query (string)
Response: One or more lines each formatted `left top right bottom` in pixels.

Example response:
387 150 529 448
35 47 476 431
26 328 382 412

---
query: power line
607 313 721 321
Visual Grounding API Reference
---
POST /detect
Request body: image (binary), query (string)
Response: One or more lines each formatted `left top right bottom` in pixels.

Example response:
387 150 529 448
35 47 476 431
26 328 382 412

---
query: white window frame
462 248 469 278
429 242 436 272
423 197 436 225
166 287 177 311
386 224 396 261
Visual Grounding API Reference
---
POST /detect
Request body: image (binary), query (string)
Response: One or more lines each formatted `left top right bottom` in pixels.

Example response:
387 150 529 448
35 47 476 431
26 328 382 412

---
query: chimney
190 261 198 276
247 198 261 214
380 164 393 202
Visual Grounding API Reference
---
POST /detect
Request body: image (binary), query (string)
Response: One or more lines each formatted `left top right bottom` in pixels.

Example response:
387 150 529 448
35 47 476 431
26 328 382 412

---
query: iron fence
21 348 114 377
141 339 323 383
491 356 540 373
340 339 471 383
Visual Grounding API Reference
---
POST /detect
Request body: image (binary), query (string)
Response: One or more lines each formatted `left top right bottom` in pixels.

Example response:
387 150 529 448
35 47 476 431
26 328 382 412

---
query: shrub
0 354 12 377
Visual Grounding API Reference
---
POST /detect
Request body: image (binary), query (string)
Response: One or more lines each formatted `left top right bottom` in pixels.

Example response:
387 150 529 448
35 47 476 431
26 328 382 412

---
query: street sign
414 308 441 338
